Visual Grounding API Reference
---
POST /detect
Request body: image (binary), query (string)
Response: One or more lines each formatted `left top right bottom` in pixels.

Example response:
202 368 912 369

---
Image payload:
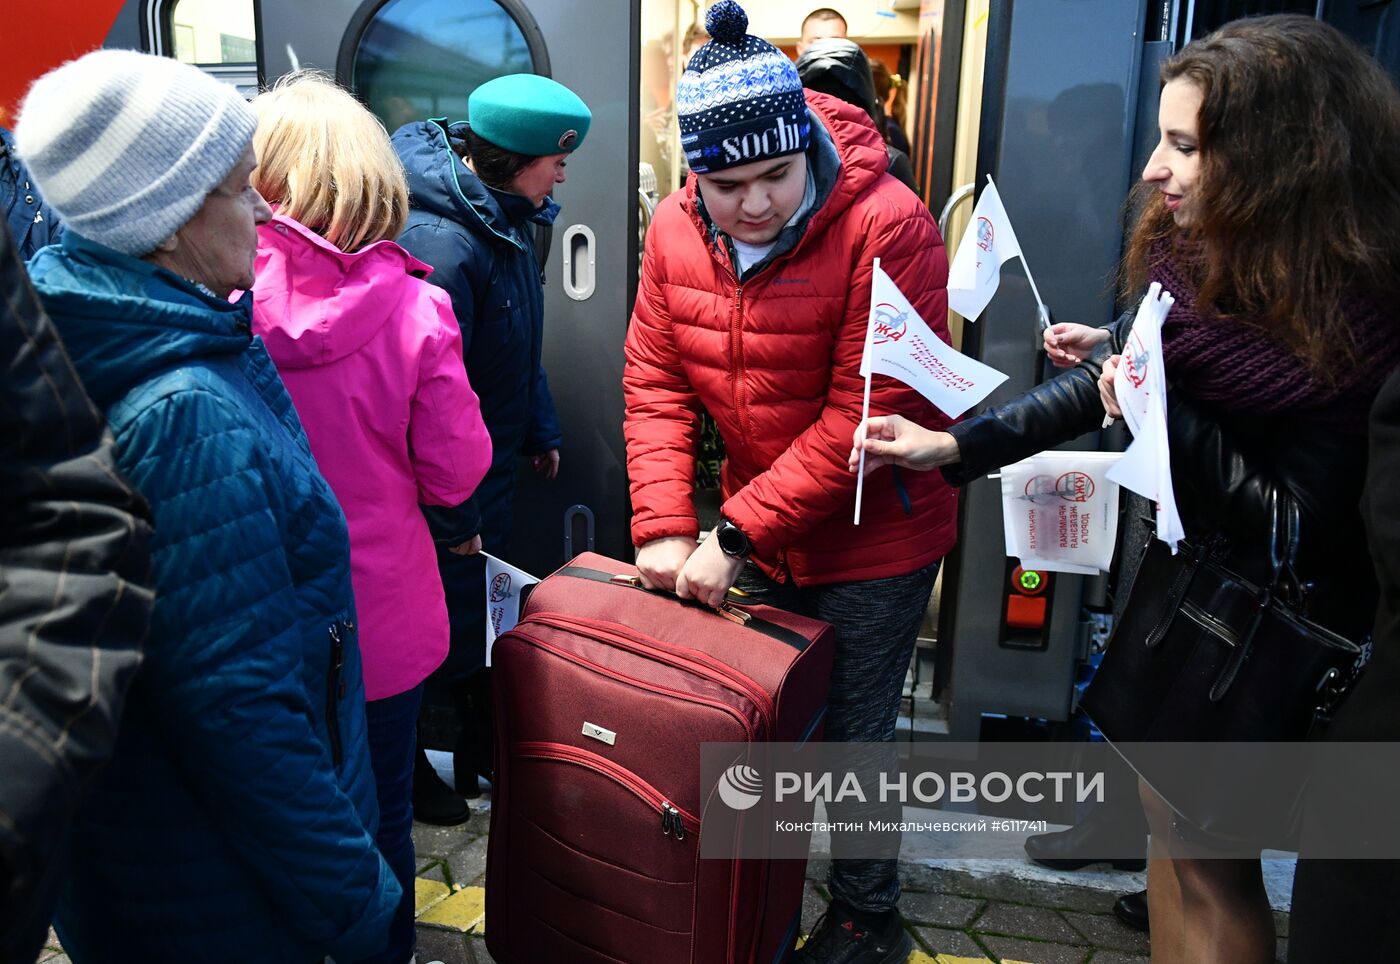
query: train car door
930 0 1151 741
115 0 639 579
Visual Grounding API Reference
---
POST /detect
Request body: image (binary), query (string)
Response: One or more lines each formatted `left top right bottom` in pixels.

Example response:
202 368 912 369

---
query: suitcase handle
606 573 753 625
556 566 812 651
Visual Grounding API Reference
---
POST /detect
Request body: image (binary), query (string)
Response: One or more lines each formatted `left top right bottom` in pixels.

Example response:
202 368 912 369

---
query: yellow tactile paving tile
414 878 452 916
413 877 1010 961
417 884 487 933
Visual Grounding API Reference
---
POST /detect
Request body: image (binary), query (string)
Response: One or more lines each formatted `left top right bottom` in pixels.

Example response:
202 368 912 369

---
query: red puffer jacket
624 92 957 585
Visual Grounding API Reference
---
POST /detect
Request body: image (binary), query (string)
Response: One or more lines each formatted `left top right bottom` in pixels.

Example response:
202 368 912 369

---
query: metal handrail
938 182 977 240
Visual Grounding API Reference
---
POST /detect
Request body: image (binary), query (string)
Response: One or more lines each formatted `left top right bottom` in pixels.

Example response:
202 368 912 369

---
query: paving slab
913 925 988 958
466 936 498 963
903 865 1120 915
416 877 453 917
414 925 470 964
972 902 1082 944
1085 952 1150 964
412 821 478 860
445 835 491 888
418 885 487 932
418 859 449 883
979 934 1089 964
901 891 985 928
1060 911 1150 955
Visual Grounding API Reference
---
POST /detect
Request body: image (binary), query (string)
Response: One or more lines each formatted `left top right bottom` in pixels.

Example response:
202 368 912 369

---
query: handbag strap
1145 539 1208 648
1208 490 1304 702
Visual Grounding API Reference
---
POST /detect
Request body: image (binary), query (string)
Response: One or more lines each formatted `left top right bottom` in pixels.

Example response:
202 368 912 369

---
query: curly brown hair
1122 15 1400 373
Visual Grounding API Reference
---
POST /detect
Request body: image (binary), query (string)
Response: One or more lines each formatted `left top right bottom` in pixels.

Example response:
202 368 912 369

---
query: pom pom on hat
14 49 256 257
677 0 810 174
468 74 591 157
705 0 749 44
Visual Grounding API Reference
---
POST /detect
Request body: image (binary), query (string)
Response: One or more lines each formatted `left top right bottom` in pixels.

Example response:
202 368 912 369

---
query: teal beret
468 74 591 156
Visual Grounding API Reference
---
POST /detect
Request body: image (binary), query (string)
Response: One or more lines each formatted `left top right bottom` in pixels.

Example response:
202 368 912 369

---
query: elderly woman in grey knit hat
15 50 400 963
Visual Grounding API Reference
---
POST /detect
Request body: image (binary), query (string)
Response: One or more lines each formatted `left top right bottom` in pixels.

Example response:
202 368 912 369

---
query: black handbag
1081 491 1366 844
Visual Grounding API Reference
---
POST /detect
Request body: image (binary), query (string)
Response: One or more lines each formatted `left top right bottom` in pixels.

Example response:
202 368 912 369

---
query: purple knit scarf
1150 240 1400 435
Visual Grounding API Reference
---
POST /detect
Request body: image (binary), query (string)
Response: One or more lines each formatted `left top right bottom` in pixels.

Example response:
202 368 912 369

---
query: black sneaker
796 903 913 964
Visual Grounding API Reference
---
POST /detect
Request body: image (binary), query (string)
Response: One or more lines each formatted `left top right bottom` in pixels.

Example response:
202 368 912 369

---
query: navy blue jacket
392 120 562 672
28 233 399 962
2 127 60 260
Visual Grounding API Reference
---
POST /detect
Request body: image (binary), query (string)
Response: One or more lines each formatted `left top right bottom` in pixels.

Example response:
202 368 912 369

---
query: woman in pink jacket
249 72 491 964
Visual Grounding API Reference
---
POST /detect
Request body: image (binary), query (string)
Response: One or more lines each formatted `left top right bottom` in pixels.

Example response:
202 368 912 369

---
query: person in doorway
850 16 1400 963
798 7 849 56
796 37 918 192
16 49 400 961
392 73 590 825
868 60 911 157
624 4 957 962
249 72 492 964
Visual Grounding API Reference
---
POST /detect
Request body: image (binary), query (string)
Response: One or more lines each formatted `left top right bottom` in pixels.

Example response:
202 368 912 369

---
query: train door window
345 0 542 135
160 0 260 94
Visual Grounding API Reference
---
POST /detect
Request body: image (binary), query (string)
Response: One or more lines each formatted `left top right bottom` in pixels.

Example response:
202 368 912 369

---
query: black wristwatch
716 518 751 558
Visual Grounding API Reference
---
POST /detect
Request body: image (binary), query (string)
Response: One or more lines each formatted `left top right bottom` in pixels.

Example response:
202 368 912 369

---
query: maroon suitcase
484 552 835 963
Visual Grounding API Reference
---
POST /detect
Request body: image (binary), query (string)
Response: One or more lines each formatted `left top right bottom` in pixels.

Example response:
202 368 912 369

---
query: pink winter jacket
252 213 491 700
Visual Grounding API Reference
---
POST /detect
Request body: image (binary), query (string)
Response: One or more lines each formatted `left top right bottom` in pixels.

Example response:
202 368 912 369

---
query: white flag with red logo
1105 284 1186 550
1000 451 1124 574
483 552 540 667
859 263 1009 418
947 178 1026 320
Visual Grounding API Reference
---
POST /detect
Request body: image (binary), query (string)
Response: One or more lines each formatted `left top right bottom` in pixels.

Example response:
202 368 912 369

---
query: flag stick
984 174 1048 321
855 375 872 525
854 257 881 525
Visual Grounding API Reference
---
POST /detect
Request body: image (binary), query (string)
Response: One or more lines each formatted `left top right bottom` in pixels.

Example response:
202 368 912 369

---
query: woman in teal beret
390 73 590 824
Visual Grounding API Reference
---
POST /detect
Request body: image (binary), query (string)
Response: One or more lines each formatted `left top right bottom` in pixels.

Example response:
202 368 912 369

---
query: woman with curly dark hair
853 15 1400 963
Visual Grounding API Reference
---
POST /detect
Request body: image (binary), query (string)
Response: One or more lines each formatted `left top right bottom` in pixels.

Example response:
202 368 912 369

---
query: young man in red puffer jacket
622 3 957 962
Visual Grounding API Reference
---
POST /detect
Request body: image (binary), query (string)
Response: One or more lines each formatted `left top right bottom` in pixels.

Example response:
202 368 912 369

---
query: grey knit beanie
14 49 257 257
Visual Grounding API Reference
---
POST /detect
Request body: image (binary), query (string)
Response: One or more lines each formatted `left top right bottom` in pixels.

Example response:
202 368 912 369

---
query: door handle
564 504 595 560
561 224 596 301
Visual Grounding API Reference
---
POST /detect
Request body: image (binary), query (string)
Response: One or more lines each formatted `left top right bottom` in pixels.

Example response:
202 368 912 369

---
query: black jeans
734 560 940 914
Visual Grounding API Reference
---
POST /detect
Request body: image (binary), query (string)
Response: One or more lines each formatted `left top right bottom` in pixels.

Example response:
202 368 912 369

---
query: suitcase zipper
510 626 760 742
510 634 758 745
531 613 777 737
517 740 699 838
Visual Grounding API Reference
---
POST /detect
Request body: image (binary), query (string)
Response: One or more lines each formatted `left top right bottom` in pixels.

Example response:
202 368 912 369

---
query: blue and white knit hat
677 1 811 174
14 49 257 257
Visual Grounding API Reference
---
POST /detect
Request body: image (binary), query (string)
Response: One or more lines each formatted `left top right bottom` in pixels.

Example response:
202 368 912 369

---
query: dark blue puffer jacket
28 233 399 963
392 119 562 674
2 126 60 260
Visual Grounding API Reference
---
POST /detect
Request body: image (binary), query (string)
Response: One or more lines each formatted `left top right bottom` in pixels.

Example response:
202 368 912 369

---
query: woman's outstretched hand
1043 322 1111 368
848 415 961 475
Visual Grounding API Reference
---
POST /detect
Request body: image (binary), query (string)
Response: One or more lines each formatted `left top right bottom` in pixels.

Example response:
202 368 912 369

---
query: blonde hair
251 71 408 251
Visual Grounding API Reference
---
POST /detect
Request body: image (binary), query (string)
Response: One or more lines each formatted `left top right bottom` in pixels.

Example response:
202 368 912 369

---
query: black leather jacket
941 312 1376 639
